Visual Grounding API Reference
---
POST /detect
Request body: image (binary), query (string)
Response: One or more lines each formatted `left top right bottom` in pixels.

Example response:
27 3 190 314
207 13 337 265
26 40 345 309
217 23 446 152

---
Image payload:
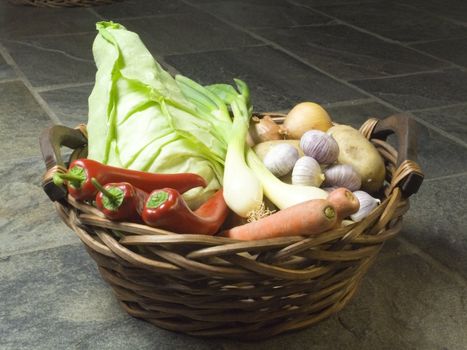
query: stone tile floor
1 0 466 349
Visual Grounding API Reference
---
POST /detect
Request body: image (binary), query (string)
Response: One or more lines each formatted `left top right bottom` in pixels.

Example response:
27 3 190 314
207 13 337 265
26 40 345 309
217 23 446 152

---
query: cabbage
87 21 228 208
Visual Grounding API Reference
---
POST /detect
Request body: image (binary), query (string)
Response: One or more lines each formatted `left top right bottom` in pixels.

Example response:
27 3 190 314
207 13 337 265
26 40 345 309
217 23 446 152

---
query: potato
327 125 385 192
253 140 304 162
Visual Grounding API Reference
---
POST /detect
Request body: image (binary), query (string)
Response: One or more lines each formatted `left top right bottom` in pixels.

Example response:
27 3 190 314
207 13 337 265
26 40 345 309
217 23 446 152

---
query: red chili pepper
53 158 206 201
92 178 148 222
142 188 229 235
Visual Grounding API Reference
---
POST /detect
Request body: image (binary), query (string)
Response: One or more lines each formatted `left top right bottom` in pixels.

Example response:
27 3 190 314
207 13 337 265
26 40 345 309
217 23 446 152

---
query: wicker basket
40 113 423 340
8 0 118 7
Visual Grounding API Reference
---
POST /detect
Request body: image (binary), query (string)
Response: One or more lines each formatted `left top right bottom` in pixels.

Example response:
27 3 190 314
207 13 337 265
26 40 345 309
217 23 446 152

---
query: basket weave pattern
42 116 423 339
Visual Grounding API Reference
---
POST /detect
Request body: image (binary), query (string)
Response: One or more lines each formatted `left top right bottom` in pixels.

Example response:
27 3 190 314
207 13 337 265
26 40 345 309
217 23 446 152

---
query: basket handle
363 113 424 198
40 125 87 202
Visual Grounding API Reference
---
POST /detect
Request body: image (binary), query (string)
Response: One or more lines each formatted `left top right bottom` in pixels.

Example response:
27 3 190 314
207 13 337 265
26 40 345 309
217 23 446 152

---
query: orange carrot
222 199 337 240
327 188 359 220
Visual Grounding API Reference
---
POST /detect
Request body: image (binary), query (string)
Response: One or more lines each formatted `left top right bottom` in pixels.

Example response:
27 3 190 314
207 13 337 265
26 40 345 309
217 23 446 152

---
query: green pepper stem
91 178 117 202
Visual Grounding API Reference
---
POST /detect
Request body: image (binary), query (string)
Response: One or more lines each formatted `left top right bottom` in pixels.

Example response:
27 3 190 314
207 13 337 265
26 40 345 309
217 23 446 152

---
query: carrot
326 188 359 220
222 199 337 240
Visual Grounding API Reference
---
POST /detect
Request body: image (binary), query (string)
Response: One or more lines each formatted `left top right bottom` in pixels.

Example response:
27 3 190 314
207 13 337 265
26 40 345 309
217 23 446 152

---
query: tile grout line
423 171 467 183
0 43 62 125
289 0 467 72
396 237 467 287
407 112 467 149
0 241 83 261
182 0 467 151
0 77 21 85
35 81 95 93
348 68 455 82
408 101 467 113
181 1 404 112
400 2 467 30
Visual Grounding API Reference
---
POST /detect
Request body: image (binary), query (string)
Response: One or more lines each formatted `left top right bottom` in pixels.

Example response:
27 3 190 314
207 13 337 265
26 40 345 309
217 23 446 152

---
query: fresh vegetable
263 143 300 178
92 179 147 221
324 164 361 191
327 125 386 192
300 130 339 164
87 22 228 208
327 188 360 220
53 158 206 201
350 191 381 222
222 199 337 240
248 115 284 145
253 140 303 162
246 149 328 210
200 80 264 218
291 156 325 187
142 188 229 235
282 102 333 139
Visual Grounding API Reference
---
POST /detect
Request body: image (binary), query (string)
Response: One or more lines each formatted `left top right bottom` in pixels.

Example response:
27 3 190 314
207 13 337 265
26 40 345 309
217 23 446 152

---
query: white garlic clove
300 130 339 164
350 190 381 222
263 143 300 177
291 156 325 187
324 164 361 191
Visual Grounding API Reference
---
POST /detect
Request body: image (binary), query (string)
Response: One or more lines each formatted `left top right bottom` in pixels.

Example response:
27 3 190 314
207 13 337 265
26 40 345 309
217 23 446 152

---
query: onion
282 102 333 139
248 116 284 145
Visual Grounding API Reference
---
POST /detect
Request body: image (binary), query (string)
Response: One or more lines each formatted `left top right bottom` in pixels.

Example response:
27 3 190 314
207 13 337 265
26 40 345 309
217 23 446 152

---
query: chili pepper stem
91 178 118 202
56 172 84 182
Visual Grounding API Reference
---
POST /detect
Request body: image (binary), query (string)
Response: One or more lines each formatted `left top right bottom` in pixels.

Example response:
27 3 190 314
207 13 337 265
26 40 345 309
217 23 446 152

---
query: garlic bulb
292 156 325 187
300 130 339 164
350 191 381 222
324 164 361 191
263 143 300 177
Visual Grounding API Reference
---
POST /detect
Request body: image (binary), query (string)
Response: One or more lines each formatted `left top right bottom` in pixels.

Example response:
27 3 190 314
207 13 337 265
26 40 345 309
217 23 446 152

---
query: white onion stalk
223 98 263 217
246 149 327 210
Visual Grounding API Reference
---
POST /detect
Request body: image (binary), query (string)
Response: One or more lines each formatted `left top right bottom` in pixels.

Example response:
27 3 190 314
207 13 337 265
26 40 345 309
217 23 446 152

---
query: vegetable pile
55 21 387 240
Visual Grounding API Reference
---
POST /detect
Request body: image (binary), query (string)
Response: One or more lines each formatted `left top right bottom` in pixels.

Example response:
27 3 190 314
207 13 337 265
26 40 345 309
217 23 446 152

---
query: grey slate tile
0 55 16 82
120 12 261 56
94 0 193 20
0 157 80 258
326 101 397 128
75 319 224 350
200 1 333 29
165 46 363 111
314 2 467 43
0 81 53 161
0 244 127 350
400 0 467 25
256 25 447 81
351 69 467 110
3 33 96 88
222 240 467 349
291 0 381 5
411 37 467 68
414 105 467 144
402 175 467 279
40 84 92 127
0 1 98 39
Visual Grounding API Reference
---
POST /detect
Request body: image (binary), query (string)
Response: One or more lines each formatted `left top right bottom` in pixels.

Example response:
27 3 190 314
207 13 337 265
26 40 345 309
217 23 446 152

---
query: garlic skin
350 191 381 222
300 130 339 164
324 164 361 191
292 156 325 187
263 143 300 177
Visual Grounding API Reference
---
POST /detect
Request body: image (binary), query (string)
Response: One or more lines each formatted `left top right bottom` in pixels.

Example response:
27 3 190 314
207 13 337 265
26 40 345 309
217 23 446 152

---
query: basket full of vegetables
40 22 424 340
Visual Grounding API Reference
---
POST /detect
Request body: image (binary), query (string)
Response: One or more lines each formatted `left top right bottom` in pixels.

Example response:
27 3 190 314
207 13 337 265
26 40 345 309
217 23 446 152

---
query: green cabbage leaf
87 22 231 207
